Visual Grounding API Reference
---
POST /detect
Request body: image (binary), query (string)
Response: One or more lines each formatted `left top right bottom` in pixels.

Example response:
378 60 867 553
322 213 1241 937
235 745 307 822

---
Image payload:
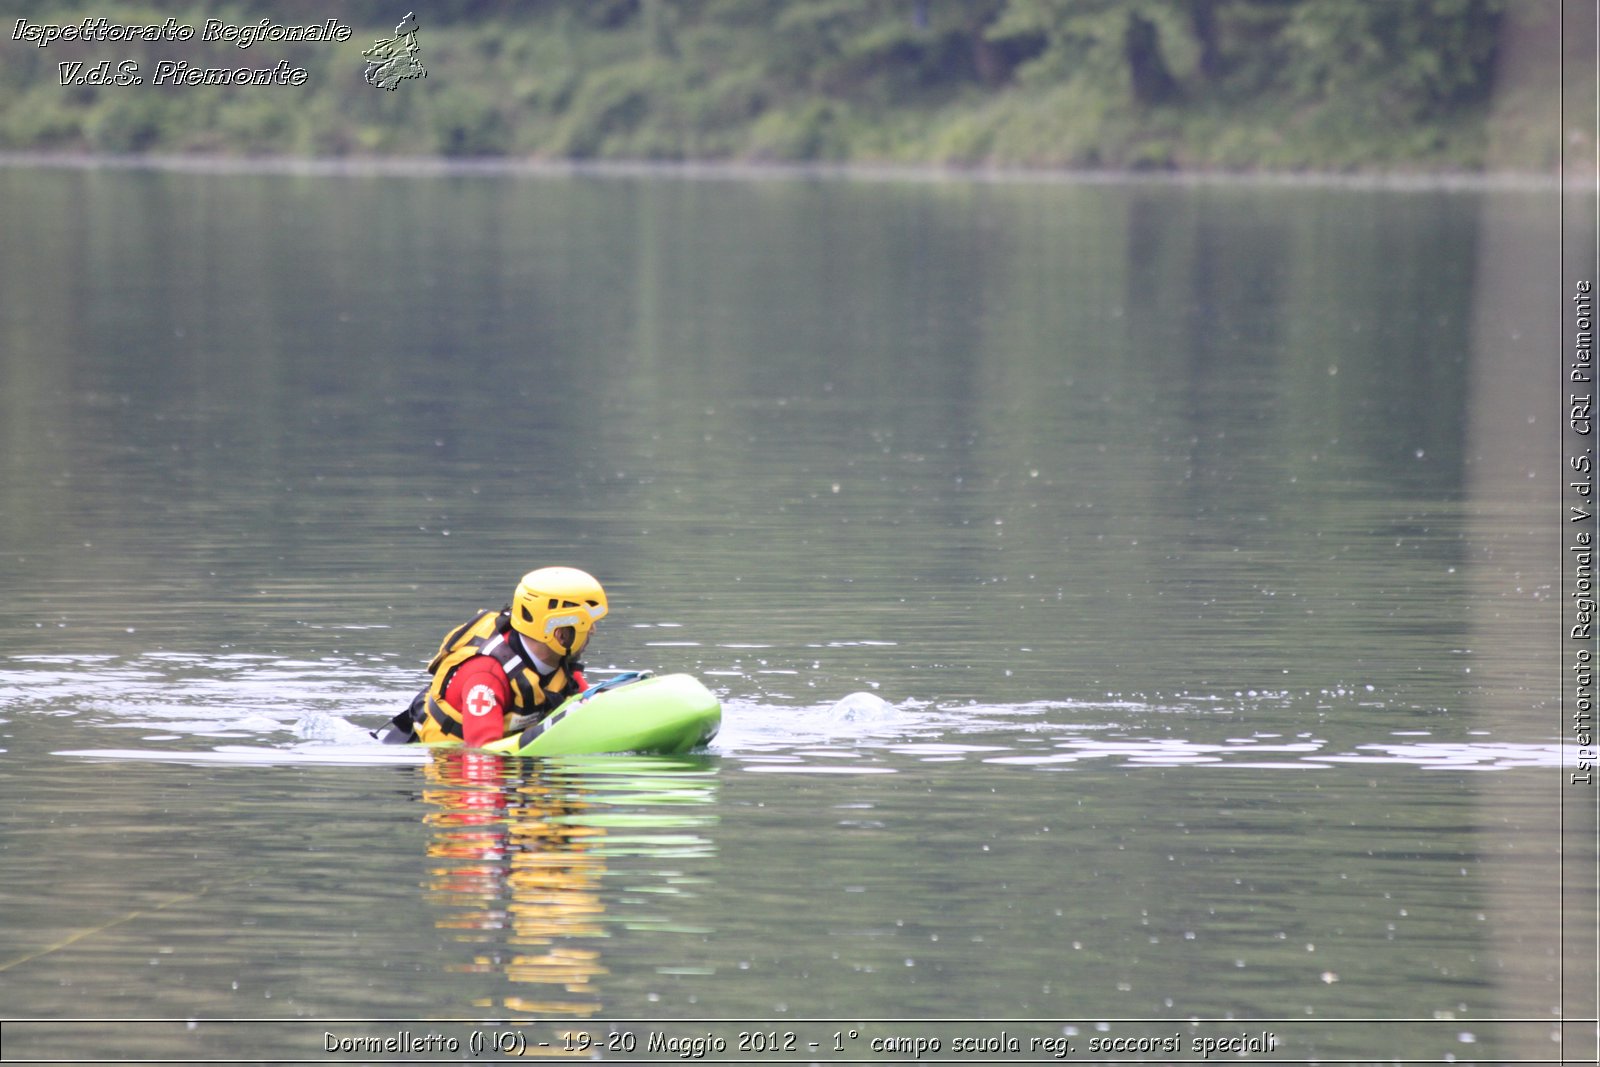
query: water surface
0 164 1591 1062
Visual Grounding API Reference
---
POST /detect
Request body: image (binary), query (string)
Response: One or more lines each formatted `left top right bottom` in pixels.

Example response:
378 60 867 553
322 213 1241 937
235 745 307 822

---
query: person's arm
445 657 513 748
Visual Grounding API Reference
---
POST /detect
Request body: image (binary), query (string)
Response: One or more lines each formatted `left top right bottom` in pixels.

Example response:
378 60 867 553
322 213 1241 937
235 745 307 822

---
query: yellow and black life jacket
408 608 580 744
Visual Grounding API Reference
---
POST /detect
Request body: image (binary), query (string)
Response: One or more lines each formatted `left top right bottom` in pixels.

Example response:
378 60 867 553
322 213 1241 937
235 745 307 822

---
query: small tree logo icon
363 12 426 91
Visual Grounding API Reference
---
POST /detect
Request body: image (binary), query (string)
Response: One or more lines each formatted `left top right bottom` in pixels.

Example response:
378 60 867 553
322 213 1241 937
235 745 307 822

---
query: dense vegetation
0 0 1570 172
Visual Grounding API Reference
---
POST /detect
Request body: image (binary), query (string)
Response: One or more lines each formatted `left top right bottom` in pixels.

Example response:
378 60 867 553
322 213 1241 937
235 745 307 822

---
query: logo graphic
464 684 498 718
362 11 425 90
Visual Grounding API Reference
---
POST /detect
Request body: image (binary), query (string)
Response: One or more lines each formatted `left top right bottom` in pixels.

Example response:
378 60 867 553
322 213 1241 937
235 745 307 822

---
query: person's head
510 566 608 661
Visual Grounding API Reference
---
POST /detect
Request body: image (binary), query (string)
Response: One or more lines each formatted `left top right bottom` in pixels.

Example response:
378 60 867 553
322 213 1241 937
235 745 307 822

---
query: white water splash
2 653 1571 774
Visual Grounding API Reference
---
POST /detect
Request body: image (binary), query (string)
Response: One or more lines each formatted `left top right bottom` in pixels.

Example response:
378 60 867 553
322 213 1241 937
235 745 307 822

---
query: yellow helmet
510 566 609 659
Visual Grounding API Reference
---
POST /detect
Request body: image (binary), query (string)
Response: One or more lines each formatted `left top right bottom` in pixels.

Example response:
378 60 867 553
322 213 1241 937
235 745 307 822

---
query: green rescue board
481 673 721 757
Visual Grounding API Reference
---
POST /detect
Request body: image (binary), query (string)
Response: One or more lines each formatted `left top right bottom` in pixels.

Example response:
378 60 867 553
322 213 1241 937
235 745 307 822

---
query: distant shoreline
0 151 1569 191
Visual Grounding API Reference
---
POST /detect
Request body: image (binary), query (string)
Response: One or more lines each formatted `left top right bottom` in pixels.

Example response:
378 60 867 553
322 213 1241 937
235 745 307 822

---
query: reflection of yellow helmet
510 567 608 659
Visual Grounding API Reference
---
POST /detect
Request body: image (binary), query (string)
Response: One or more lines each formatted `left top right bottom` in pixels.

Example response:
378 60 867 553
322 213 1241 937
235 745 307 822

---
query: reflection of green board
482 673 721 757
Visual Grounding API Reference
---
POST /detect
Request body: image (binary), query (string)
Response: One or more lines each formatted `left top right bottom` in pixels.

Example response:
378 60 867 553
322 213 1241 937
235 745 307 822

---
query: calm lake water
0 163 1593 1063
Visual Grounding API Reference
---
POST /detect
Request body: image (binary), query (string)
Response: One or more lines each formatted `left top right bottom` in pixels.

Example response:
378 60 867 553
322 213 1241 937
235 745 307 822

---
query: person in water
375 566 609 747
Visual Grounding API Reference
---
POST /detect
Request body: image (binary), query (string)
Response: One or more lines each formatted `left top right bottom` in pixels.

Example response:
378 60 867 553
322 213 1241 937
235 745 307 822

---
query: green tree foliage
985 0 1502 113
0 0 1517 171
1280 0 1504 116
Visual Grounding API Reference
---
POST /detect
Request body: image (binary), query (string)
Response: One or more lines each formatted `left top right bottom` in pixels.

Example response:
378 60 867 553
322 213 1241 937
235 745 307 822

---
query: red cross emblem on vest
464 683 498 718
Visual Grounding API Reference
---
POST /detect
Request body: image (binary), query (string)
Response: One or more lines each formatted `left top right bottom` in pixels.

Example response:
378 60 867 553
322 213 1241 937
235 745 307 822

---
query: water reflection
418 751 719 1018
